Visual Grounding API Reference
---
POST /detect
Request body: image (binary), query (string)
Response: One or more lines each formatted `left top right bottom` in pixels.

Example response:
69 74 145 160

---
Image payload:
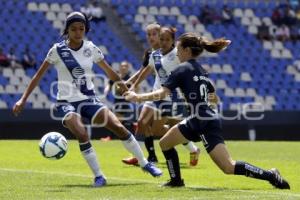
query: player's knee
220 164 234 175
112 123 128 137
159 139 167 151
137 119 147 133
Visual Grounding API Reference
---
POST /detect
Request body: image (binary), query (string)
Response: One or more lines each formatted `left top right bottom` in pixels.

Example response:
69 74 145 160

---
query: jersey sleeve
91 42 105 63
45 44 59 65
162 68 181 91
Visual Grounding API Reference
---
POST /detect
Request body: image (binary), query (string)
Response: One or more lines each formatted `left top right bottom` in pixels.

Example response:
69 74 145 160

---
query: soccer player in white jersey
12 11 162 187
123 26 200 166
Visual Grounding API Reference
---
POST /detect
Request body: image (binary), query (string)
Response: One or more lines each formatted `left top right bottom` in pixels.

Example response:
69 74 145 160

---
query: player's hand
13 99 26 116
124 91 140 103
114 81 128 96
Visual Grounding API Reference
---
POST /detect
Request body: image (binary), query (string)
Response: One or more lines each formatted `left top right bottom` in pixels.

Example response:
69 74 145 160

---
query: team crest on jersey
83 48 92 57
72 67 85 78
61 51 70 58
159 68 168 83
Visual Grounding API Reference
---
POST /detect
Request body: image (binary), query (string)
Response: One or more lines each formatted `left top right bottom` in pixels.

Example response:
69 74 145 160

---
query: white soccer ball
39 132 68 160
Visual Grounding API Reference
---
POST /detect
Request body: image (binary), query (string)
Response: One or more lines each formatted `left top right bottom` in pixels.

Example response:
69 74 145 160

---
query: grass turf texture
0 140 299 200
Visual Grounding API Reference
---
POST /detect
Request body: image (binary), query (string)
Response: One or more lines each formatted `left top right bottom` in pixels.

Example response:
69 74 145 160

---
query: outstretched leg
209 143 290 189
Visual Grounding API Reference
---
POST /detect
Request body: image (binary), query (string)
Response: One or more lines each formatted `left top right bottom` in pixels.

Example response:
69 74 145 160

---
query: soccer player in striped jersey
122 25 200 166
123 24 200 166
13 11 162 187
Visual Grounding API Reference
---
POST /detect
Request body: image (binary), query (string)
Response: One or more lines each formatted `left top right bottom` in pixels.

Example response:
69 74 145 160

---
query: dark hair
63 11 90 35
160 26 177 41
178 32 230 57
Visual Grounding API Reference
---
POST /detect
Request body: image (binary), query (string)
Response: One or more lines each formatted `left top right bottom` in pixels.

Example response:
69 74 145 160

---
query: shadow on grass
186 186 229 191
156 162 190 169
63 182 149 188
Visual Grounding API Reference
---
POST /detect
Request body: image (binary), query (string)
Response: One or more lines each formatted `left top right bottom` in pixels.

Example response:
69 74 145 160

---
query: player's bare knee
220 164 235 174
112 123 128 138
159 139 168 151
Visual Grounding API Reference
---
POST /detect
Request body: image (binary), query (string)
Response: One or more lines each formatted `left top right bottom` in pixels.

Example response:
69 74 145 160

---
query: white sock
138 141 145 149
184 141 198 153
122 134 148 167
80 142 104 178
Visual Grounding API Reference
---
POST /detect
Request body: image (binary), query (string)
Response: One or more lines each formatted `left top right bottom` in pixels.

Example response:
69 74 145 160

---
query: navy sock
162 148 181 181
144 136 156 158
234 161 273 181
79 141 92 152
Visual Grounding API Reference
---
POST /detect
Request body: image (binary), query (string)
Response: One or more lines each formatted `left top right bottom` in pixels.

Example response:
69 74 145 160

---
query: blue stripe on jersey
56 41 95 96
152 50 179 102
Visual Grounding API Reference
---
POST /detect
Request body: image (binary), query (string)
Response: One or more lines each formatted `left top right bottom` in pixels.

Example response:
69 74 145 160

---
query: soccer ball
39 132 68 160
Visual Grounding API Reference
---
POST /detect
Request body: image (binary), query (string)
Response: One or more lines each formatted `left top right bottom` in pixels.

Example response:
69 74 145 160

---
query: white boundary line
0 168 299 198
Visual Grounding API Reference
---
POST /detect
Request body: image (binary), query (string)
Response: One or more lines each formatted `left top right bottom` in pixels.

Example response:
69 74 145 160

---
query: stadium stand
0 0 300 112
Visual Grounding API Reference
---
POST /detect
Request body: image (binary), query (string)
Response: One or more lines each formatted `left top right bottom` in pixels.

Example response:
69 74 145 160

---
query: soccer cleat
142 162 163 177
190 148 200 166
147 155 158 163
161 179 185 187
268 168 290 189
94 176 107 187
122 157 139 166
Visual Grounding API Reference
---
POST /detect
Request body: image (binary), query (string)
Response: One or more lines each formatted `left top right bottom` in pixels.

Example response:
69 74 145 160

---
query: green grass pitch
0 140 299 200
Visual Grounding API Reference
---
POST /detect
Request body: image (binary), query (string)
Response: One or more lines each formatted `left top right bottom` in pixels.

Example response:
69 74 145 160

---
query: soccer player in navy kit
12 11 162 187
125 32 290 189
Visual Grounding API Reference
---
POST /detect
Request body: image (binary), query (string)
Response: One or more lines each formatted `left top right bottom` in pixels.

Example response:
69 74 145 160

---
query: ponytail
202 38 230 53
178 32 231 57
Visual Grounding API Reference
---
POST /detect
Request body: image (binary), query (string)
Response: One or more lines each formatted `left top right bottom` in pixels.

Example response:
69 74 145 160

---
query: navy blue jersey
162 59 215 113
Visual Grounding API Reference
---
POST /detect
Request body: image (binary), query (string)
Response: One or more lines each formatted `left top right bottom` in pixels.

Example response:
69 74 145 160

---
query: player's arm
130 65 154 90
97 59 128 94
13 61 51 116
127 49 153 90
125 68 142 85
124 86 170 103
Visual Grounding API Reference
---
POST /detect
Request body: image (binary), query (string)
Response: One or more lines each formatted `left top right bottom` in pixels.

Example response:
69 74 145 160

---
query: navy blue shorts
177 110 224 153
53 97 107 127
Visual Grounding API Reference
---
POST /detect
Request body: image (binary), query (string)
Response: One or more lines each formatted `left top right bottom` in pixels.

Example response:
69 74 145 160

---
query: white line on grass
0 167 299 198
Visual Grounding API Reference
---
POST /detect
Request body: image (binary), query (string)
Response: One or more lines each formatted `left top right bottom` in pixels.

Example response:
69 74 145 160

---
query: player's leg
137 104 158 162
166 117 200 166
209 143 290 189
63 113 106 187
122 104 156 165
92 107 162 177
159 125 188 187
147 116 169 163
203 120 290 190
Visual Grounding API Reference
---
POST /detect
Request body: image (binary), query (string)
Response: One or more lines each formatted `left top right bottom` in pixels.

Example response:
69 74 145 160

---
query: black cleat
269 168 290 189
161 179 185 187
